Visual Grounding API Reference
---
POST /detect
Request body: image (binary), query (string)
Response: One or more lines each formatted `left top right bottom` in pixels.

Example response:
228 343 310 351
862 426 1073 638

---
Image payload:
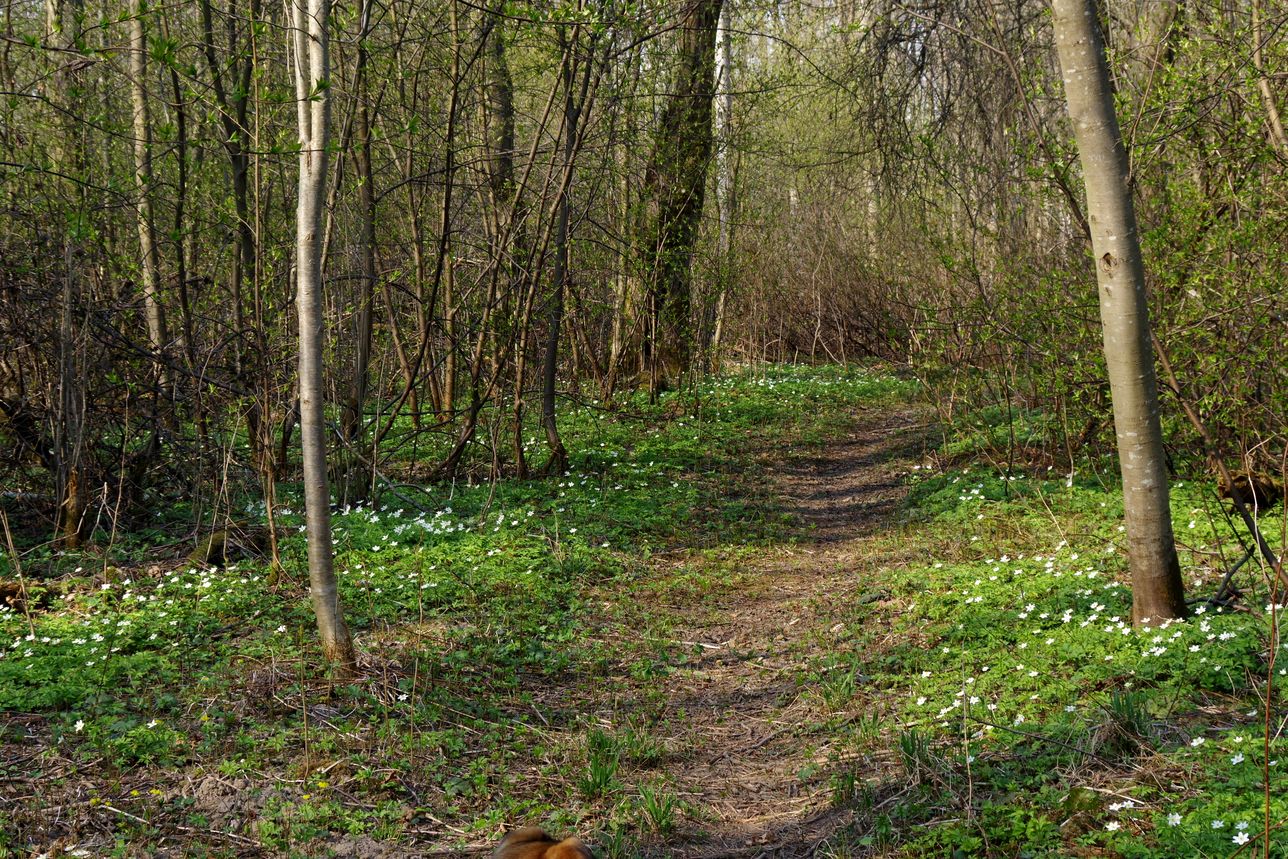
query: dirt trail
653 405 934 858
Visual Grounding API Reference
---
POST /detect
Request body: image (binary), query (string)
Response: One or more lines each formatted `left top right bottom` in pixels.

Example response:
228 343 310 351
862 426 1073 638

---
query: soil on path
643 404 935 858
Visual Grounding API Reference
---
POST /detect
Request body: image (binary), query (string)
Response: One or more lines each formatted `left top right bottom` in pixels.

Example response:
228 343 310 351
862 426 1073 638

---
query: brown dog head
493 826 593 859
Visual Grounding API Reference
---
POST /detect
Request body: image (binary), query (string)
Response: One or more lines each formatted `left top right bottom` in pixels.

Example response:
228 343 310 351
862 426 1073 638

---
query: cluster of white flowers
2 561 267 675
893 527 1282 847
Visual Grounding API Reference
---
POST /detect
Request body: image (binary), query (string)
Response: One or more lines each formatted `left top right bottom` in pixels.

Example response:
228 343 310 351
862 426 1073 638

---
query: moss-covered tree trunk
641 0 723 394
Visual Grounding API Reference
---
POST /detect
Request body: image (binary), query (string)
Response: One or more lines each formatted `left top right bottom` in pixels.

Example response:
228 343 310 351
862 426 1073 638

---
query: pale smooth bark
1052 0 1186 624
708 0 734 367
129 0 170 390
1252 0 1288 156
291 0 355 671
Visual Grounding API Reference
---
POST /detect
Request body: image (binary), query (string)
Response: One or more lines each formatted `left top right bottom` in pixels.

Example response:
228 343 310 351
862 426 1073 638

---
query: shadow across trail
777 410 934 544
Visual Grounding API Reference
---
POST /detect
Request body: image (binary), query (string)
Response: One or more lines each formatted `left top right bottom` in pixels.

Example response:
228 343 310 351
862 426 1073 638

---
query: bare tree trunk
198 0 256 379
708 0 734 370
606 131 632 394
605 43 642 398
162 11 196 377
48 0 88 548
341 0 376 446
1252 0 1288 156
1052 0 1186 625
129 0 170 395
480 9 529 476
540 29 578 475
438 0 463 421
291 0 355 672
538 14 601 472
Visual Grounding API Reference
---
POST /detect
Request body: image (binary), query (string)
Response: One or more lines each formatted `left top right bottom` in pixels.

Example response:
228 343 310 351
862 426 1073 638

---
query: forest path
643 404 935 858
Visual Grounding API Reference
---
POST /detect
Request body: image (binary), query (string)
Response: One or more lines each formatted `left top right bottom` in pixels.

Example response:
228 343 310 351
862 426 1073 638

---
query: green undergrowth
0 364 906 855
1 365 1282 857
817 407 1287 858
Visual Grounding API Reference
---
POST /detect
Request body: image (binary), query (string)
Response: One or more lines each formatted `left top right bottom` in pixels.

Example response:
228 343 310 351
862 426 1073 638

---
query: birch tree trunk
1052 0 1186 625
707 0 734 370
290 0 355 671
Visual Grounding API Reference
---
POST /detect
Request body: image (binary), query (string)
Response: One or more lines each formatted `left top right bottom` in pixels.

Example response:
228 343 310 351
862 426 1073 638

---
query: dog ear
494 827 557 858
545 838 593 859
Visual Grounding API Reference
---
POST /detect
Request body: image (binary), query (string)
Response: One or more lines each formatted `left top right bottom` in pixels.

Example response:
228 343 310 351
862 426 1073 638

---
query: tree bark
540 29 579 475
1252 0 1288 156
707 0 734 370
1052 0 1186 625
641 0 723 394
47 0 88 548
341 0 376 447
291 0 355 672
437 0 463 420
197 0 256 379
130 0 171 396
163 16 197 378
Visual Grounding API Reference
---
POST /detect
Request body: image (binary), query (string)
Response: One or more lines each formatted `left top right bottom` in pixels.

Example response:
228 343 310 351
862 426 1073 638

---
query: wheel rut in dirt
651 405 935 858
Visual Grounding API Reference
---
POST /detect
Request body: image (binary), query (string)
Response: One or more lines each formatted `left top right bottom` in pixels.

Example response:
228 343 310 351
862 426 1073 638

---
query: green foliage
635 783 678 834
4 366 1284 856
816 404 1286 856
0 364 902 850
579 729 621 800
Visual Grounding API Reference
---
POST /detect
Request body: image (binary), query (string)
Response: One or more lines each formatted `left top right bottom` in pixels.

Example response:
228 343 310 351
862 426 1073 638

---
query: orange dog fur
493 826 592 859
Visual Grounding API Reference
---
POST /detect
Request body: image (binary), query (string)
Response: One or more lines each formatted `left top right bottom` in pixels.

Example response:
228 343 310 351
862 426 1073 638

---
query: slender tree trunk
443 263 456 415
511 278 537 477
382 280 417 426
291 0 355 672
606 45 643 398
1052 0 1186 625
606 132 632 394
343 104 375 441
482 7 526 472
164 22 196 375
198 0 255 378
540 30 578 475
130 0 171 397
1252 0 1288 156
485 8 515 205
341 0 376 446
48 0 88 548
438 0 462 420
708 0 734 370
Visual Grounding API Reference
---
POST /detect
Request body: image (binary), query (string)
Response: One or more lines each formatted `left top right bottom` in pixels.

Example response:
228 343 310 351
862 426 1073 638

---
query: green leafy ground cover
0 365 1283 857
827 461 1285 858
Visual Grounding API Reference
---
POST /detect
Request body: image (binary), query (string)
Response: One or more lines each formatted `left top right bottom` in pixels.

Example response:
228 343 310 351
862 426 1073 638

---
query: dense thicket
1 0 1284 550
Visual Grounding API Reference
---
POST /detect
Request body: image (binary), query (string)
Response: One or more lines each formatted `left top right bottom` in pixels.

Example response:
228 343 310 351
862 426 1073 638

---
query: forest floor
1 365 1284 858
